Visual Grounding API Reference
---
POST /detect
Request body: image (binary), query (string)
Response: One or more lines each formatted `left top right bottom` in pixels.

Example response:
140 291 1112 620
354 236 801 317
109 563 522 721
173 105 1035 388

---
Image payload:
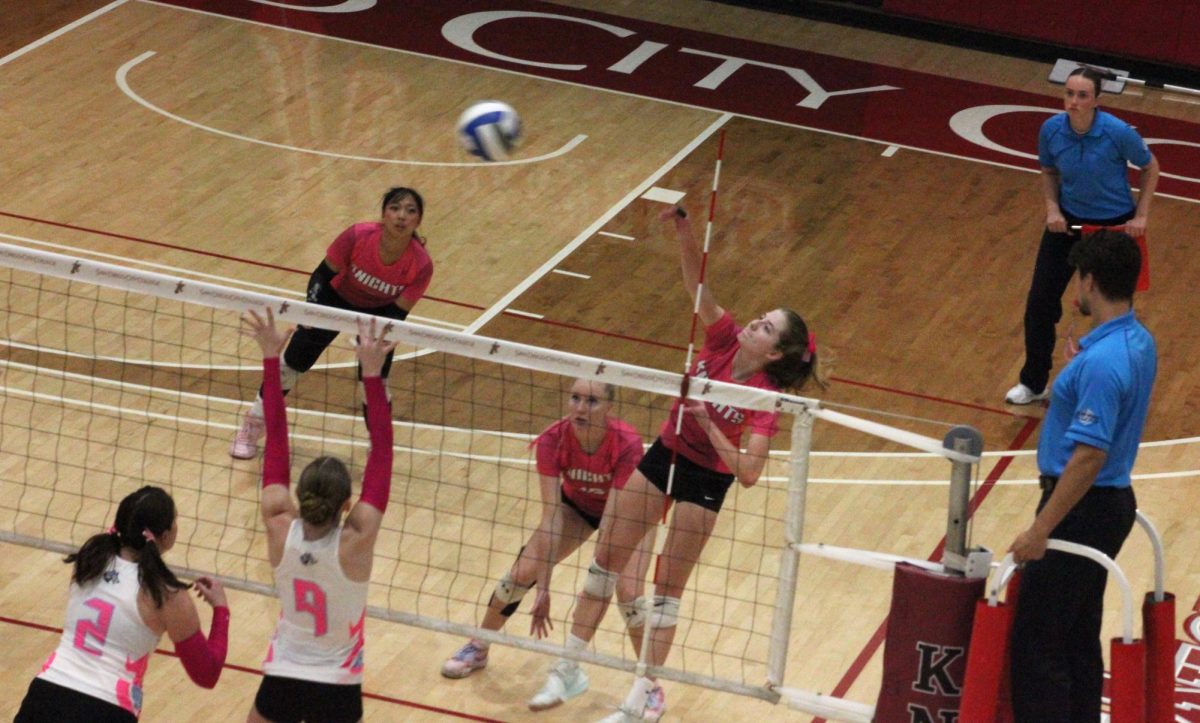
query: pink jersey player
439 378 653 687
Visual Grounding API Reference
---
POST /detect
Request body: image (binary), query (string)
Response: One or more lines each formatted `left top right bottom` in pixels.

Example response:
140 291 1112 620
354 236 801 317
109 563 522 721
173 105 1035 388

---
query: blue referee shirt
1038 110 1152 220
1038 311 1156 487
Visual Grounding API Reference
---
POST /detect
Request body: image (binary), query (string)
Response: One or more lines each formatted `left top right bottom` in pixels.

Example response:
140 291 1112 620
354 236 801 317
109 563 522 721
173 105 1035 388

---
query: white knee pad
618 596 647 629
280 362 301 392
648 595 681 629
582 561 618 599
493 571 532 604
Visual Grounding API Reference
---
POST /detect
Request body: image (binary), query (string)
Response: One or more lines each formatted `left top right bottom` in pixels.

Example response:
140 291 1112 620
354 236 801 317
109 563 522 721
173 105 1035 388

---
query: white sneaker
1004 383 1048 405
229 412 265 459
596 685 665 722
528 659 589 711
441 640 488 679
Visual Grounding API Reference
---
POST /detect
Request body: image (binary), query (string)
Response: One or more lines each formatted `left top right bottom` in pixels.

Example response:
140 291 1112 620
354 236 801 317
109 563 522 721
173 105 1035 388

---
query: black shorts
284 282 402 378
638 438 735 513
15 678 137 723
561 487 601 529
254 675 363 723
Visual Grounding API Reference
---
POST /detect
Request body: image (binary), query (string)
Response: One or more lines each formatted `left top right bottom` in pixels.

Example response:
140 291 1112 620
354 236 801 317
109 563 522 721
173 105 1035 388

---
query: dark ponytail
66 486 187 608
763 309 830 392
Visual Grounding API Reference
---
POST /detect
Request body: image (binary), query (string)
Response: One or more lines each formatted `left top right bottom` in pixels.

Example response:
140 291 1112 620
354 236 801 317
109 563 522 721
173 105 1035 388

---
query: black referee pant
1009 479 1137 722
1018 209 1134 394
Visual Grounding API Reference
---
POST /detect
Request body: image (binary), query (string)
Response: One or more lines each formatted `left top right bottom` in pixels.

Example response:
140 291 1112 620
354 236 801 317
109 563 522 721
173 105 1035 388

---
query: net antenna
637 130 728 682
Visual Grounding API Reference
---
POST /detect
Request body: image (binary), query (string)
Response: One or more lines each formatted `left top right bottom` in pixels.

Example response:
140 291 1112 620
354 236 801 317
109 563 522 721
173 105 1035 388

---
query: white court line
116 51 587 167
0 0 128 67
463 113 733 334
504 308 543 319
4 358 1197 475
0 230 463 331
0 382 537 466
597 231 635 241
881 145 899 157
137 0 1200 208
552 269 590 279
0 358 537 442
640 186 686 205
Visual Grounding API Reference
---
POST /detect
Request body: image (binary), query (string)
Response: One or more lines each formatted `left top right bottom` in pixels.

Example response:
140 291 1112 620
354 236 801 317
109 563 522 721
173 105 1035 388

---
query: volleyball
456 101 521 162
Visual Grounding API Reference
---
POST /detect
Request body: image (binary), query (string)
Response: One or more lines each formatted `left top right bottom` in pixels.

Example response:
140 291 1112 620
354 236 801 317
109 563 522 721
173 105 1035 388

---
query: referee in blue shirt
1005 66 1159 405
1008 229 1156 722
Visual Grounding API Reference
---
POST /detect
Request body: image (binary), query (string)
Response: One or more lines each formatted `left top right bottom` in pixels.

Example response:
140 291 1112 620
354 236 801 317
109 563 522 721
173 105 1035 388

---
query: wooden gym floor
1 1 1198 720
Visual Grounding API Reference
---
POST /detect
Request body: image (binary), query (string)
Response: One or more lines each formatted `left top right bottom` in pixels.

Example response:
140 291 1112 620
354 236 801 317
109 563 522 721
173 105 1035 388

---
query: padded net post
941 425 983 573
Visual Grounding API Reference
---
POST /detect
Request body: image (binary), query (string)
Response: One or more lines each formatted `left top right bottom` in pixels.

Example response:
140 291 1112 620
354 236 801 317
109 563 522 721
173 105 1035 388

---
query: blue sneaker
441 640 488 678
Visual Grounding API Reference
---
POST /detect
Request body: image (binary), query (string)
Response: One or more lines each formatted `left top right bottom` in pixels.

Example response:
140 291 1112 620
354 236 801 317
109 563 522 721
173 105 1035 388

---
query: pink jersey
659 312 780 472
38 556 162 717
535 417 643 518
325 222 433 308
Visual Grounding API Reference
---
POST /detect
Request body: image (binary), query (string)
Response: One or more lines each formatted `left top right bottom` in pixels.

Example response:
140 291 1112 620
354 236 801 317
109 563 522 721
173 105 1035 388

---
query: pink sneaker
643 685 665 722
441 640 488 679
229 412 265 459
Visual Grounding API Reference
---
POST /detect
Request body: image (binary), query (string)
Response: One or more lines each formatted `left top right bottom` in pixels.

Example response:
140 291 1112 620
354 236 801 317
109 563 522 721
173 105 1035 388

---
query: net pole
636 129 727 682
767 407 815 687
941 425 983 573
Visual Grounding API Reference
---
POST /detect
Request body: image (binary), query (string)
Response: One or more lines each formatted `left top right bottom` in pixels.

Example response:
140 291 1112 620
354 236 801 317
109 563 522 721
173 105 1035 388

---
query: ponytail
65 529 122 587
69 486 188 607
763 309 831 392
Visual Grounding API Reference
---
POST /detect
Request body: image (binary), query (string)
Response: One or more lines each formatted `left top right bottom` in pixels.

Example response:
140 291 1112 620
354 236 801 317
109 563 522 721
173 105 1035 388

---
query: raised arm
662 206 724 326
341 317 398 581
241 308 297 567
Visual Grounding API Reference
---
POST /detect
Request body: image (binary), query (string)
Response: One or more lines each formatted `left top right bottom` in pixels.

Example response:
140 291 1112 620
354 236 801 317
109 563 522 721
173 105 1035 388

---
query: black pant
1009 483 1137 722
1018 209 1134 393
278 281 406 382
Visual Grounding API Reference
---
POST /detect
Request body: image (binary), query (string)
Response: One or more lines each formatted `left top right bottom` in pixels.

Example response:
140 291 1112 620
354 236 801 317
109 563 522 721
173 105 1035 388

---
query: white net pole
767 405 815 687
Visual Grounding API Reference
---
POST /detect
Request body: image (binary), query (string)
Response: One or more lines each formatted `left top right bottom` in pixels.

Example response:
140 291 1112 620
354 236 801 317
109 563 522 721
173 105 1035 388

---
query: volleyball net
0 241 980 719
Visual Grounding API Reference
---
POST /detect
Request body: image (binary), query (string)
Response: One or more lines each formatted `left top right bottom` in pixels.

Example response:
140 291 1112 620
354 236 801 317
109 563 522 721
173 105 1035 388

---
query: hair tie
142 529 157 545
802 333 817 363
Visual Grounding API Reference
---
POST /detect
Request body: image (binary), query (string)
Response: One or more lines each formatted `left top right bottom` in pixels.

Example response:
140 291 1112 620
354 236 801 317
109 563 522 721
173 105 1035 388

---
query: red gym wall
882 0 1200 69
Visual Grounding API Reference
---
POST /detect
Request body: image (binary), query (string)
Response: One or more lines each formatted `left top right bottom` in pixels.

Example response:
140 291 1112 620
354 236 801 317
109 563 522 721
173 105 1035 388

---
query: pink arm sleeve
359 376 393 512
174 606 229 689
262 357 290 489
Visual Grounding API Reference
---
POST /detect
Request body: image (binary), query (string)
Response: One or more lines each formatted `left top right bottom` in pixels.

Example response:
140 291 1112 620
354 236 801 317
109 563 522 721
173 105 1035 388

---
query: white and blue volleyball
456 101 521 162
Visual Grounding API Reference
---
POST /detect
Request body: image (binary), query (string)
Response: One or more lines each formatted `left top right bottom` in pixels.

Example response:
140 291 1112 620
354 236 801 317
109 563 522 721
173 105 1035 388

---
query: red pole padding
959 599 1013 722
1109 637 1146 723
1143 591 1176 722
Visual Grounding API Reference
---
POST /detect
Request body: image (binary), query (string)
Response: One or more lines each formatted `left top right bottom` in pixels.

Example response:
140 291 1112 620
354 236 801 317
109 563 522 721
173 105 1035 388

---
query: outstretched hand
529 587 553 639
193 576 228 609
241 307 291 358
356 316 398 378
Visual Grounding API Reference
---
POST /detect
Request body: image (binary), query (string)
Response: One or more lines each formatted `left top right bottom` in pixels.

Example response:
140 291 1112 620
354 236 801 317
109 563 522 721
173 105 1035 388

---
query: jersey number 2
73 598 116 656
294 579 328 637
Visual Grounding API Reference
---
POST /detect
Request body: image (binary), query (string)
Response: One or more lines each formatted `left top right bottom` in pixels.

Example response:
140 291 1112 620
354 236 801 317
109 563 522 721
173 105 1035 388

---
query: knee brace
618 596 647 629
647 595 681 629
582 561 618 600
491 571 531 617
